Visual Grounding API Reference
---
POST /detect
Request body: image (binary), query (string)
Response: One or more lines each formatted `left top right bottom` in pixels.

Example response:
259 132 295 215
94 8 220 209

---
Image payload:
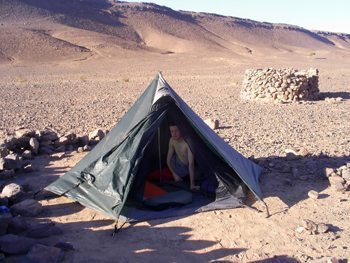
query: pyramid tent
46 73 263 221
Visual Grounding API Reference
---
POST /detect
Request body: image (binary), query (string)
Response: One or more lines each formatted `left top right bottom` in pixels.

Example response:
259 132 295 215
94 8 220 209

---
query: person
166 122 200 191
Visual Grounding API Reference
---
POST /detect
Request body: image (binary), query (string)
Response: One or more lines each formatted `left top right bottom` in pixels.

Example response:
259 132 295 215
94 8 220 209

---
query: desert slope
0 0 349 63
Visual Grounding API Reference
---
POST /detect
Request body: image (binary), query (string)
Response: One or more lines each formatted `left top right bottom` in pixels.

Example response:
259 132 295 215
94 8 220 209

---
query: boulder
26 223 63 239
0 234 38 254
7 216 27 234
15 128 35 138
0 183 24 203
25 244 64 263
89 129 105 141
0 145 8 158
0 212 12 235
10 199 43 217
78 135 89 146
3 153 23 170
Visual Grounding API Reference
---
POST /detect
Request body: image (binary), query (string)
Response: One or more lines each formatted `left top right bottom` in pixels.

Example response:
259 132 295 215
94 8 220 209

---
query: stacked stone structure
241 68 319 103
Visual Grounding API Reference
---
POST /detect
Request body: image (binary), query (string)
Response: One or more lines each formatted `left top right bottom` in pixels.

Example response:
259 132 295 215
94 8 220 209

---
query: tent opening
122 102 248 222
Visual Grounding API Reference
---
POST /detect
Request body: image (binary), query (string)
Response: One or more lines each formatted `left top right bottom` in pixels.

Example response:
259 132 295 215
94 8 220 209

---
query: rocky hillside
0 0 349 62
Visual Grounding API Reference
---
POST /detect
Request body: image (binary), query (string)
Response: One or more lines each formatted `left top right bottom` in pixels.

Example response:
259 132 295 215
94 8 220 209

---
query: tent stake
261 200 270 218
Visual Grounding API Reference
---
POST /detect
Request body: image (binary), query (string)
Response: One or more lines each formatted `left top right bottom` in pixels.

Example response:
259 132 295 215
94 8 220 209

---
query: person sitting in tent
166 122 200 191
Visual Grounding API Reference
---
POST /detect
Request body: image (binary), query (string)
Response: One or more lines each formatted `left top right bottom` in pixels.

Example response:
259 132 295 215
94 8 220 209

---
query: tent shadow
255 154 350 208
250 255 299 263
50 219 246 262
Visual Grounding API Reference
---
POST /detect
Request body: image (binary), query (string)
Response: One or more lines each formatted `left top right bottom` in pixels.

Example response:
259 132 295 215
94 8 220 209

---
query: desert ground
1 1 350 262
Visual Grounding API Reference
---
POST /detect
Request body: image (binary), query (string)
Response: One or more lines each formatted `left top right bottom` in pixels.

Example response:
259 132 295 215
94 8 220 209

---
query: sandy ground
1 52 350 262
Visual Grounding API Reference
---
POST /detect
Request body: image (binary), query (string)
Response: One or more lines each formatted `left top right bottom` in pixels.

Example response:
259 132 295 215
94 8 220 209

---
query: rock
0 145 8 158
25 244 64 263
341 169 350 181
78 135 89 146
0 211 12 235
7 216 27 234
298 147 310 157
39 146 55 155
55 145 66 152
83 145 91 151
333 182 346 192
317 223 329 233
0 234 38 254
54 241 74 251
29 137 39 155
0 169 16 179
89 129 105 141
204 119 219 130
0 183 24 202
15 128 35 138
77 147 84 153
27 223 63 238
3 153 23 170
324 167 334 177
22 150 33 160
302 219 318 234
328 175 344 186
308 190 319 200
10 199 43 217
0 157 5 171
23 164 34 173
295 226 305 233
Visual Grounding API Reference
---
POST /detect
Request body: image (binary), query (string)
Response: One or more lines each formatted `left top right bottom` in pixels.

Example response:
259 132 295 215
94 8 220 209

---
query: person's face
170 125 182 141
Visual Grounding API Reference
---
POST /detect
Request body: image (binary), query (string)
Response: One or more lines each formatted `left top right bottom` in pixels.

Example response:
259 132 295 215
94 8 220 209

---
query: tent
45 73 263 222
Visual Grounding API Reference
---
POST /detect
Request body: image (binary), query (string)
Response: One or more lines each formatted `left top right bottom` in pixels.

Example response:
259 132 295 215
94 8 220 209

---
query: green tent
46 73 263 222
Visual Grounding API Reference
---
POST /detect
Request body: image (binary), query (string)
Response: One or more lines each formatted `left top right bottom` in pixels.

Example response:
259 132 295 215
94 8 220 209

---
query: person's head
169 122 182 141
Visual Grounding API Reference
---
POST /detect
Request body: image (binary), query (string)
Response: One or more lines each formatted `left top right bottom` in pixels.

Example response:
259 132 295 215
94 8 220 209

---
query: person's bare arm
167 139 182 181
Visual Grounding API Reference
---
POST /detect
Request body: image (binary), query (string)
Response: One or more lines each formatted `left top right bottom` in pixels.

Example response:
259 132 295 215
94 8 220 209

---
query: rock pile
0 182 73 262
0 127 107 178
324 163 350 192
241 68 319 103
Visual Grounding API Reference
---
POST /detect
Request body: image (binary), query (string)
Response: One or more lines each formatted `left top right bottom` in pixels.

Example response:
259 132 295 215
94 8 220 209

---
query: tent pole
157 127 162 183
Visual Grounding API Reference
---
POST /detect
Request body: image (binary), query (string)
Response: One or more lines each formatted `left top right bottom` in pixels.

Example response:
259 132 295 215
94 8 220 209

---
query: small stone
83 145 91 151
0 145 8 158
15 128 35 138
78 135 89 146
308 190 319 200
324 167 334 177
29 137 39 155
317 223 329 233
298 147 310 157
295 226 305 233
77 147 84 153
22 150 33 159
4 153 23 170
23 164 34 173
204 119 219 130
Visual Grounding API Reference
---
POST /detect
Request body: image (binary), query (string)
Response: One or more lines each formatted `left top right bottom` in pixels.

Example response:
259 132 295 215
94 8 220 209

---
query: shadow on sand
256 153 350 209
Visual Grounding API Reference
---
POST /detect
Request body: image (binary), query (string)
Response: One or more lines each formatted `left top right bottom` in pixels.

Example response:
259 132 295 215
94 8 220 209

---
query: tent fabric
45 73 263 221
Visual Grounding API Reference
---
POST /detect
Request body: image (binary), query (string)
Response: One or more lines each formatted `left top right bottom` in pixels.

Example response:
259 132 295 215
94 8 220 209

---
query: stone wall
241 68 319 103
